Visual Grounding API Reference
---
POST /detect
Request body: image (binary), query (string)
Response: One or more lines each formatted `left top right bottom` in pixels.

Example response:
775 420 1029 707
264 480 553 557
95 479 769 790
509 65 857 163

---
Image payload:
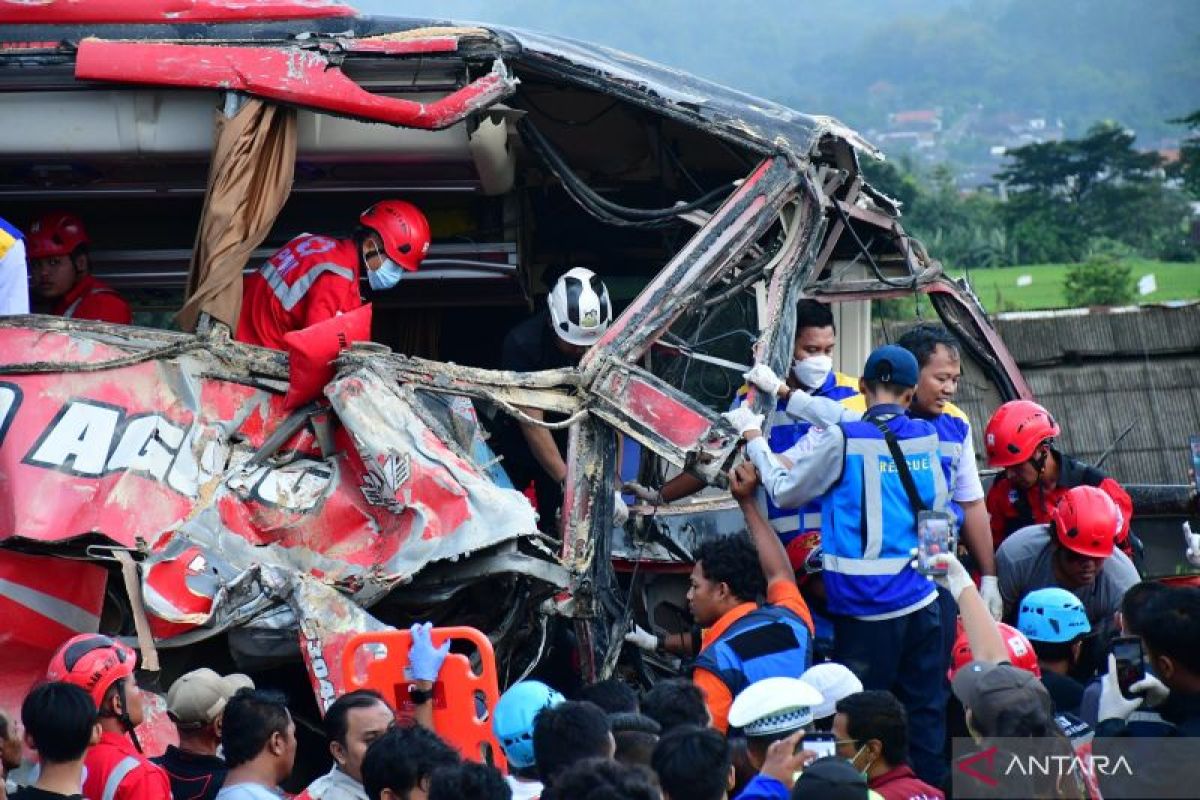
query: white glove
622 481 664 506
1185 522 1200 568
722 405 764 436
743 364 784 398
912 550 974 601
1099 653 1144 723
1129 673 1171 708
624 624 659 652
980 576 1003 620
613 491 630 526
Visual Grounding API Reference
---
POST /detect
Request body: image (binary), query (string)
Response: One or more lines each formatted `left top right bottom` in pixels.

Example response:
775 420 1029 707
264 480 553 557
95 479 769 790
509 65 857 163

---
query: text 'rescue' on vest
732 371 864 546
691 605 812 698
821 409 949 620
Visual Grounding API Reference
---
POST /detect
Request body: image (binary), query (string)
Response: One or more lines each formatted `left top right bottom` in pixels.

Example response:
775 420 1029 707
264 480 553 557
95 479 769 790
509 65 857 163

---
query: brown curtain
178 98 297 332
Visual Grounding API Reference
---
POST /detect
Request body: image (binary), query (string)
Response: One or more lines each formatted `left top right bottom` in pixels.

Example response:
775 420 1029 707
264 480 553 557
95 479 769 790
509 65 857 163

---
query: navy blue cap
862 345 919 388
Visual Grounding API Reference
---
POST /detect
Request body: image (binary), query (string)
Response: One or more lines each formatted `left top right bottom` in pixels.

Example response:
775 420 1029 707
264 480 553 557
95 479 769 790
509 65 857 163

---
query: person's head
46 634 143 735
857 345 918 407
0 709 22 771
896 324 961 417
546 267 613 359
1118 581 1170 636
790 300 837 389
950 623 1041 680
728 677 823 769
324 690 396 783
610 712 661 768
690 535 764 626
220 689 297 784
20 682 100 765
832 691 907 779
426 762 511 800
983 400 1060 490
532 700 615 785
652 725 733 800
166 668 254 753
1137 587 1200 692
357 200 431 290
1051 486 1121 590
1017 587 1092 668
800 663 863 731
950 662 1055 740
27 211 90 301
641 679 710 734
789 756 869 800
577 678 639 714
492 680 564 777
361 724 461 800
541 758 660 800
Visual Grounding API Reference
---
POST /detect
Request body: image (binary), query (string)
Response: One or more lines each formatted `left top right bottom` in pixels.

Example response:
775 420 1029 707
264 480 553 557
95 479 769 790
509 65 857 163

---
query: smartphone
916 511 957 576
1111 635 1146 700
803 732 837 760
1190 435 1200 494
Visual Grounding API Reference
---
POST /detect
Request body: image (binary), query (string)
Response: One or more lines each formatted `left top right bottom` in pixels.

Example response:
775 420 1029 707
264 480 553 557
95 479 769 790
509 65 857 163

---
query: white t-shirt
506 775 543 800
216 782 284 800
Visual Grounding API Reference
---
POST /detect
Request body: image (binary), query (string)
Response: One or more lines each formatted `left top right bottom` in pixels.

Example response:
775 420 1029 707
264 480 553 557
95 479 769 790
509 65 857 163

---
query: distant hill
362 0 1200 144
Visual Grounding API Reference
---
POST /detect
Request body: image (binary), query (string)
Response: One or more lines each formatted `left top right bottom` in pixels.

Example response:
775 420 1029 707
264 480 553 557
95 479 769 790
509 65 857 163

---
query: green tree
1173 109 1200 199
1063 240 1135 306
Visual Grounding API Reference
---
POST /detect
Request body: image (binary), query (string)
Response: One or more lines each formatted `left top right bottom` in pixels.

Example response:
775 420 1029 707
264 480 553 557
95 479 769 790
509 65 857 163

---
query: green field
948 261 1200 312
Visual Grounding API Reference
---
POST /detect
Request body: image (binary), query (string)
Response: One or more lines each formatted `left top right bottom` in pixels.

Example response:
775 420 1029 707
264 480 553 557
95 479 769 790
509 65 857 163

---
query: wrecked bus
1 1 1194 775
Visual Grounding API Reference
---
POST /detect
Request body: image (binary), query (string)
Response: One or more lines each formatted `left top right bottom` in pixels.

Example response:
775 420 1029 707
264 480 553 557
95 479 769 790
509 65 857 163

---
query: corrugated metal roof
994 305 1200 366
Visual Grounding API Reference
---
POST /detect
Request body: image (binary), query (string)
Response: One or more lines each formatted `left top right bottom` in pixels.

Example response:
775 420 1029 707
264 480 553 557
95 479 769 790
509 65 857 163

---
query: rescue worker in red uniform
236 200 430 350
27 212 132 324
984 399 1137 560
46 633 172 800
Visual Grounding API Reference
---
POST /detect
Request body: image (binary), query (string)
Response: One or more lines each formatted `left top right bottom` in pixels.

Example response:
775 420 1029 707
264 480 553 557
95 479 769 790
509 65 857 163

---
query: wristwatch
408 684 435 705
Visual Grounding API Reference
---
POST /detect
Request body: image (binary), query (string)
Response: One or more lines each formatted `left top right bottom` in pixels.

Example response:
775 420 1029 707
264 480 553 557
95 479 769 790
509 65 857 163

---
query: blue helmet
1017 587 1091 643
492 680 564 769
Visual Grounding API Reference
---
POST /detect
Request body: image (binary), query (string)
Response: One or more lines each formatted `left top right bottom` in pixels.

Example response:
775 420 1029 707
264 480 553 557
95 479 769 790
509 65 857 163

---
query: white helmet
547 267 613 346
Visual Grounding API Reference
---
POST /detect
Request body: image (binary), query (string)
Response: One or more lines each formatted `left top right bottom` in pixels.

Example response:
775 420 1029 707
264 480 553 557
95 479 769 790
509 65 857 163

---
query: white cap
801 662 863 721
728 677 823 737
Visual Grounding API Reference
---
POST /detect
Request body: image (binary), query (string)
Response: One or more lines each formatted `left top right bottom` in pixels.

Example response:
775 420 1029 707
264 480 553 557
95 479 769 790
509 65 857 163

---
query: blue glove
408 622 450 682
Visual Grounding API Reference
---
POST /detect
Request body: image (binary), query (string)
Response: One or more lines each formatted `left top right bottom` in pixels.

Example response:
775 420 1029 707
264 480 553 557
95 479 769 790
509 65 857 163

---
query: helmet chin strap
114 679 142 753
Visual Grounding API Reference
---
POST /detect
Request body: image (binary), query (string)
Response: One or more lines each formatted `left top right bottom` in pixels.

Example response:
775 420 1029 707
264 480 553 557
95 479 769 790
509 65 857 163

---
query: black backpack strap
868 415 927 518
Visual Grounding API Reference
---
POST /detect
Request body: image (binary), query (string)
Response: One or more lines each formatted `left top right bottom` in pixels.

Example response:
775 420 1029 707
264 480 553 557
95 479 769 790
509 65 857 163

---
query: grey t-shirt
215 784 283 800
996 524 1140 622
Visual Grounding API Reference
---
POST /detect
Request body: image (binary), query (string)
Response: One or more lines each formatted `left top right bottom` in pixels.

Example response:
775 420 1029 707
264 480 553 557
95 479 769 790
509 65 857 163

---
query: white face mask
792 354 833 389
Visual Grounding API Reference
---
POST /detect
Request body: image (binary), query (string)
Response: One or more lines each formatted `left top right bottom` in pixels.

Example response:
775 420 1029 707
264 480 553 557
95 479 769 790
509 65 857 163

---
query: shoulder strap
868 416 927 517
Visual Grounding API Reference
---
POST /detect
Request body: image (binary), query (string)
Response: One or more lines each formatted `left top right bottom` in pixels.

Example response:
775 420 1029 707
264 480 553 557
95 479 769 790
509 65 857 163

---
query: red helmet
26 212 90 260
1053 485 1120 559
46 633 136 708
949 622 1041 680
359 200 430 272
984 400 1060 468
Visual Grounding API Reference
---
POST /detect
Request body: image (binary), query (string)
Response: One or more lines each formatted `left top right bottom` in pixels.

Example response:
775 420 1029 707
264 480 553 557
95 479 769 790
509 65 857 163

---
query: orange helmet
359 200 430 272
949 622 1041 680
984 400 1060 468
26 212 90 260
1053 485 1120 559
46 633 136 708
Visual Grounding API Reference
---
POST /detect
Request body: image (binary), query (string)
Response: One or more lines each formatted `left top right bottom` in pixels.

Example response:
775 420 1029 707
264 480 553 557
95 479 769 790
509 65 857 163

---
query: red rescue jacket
236 234 362 350
83 731 172 800
986 450 1135 557
52 274 132 325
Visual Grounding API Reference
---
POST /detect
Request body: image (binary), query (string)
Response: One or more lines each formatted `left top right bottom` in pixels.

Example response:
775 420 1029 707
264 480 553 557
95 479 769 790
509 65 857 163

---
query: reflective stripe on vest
259 260 356 312
63 286 119 319
102 755 140 800
691 605 812 698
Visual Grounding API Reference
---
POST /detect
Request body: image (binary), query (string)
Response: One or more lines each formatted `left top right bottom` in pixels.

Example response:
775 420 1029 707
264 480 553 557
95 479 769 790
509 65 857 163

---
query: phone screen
1112 636 1145 699
916 511 955 576
803 733 837 760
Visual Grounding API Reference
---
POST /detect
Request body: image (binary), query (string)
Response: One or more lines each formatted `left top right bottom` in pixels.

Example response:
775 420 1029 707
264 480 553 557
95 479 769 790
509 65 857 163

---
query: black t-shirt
151 745 228 800
10 788 84 800
1041 670 1086 717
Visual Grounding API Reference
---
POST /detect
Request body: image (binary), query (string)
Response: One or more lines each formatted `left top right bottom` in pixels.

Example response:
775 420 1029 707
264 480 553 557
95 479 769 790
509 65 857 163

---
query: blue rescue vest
732 371 863 546
821 406 948 619
917 405 971 530
691 605 812 698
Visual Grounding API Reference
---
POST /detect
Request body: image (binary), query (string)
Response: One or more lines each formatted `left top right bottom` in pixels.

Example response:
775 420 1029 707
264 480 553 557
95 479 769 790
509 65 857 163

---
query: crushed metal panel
74 39 518 130
0 0 357 25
